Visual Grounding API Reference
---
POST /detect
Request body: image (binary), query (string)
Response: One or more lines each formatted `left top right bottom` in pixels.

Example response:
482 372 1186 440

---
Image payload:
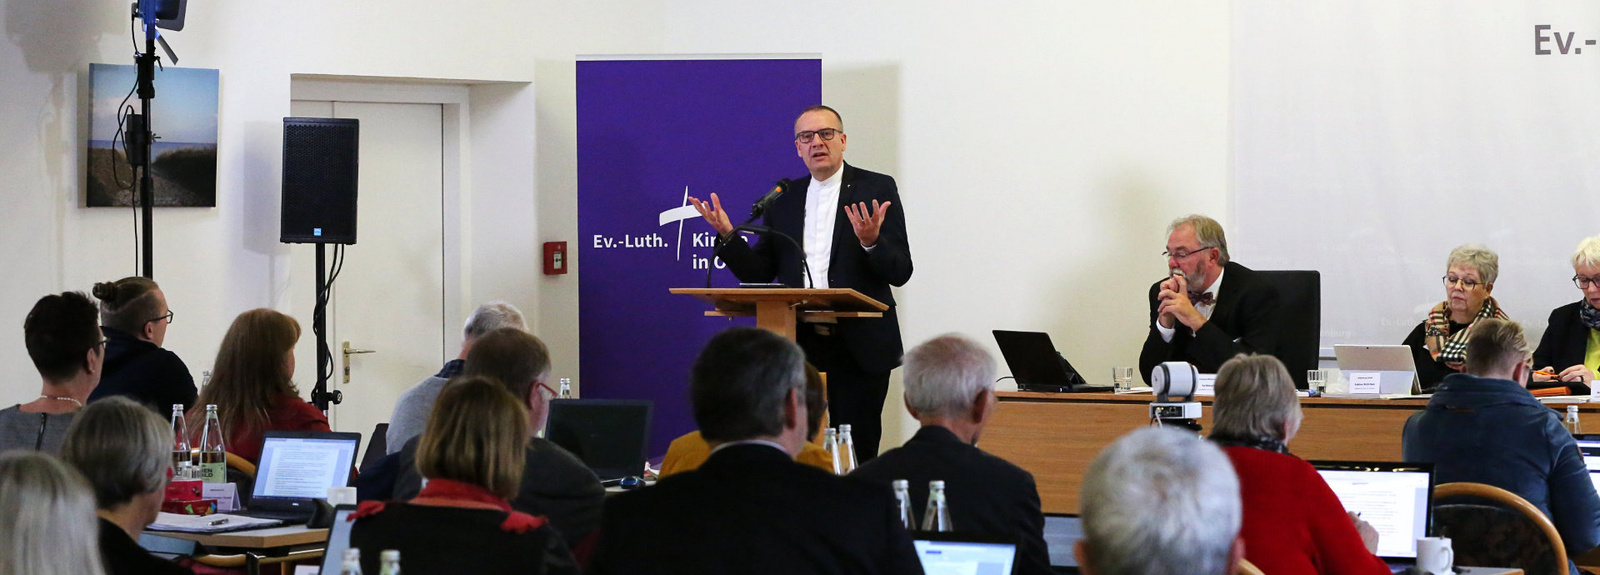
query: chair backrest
359 422 389 474
1256 270 1320 389
1432 481 1568 575
1236 558 1265 575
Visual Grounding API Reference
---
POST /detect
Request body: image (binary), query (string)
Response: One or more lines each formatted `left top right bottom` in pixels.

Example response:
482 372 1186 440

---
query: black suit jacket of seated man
1139 260 1282 382
851 424 1051 575
587 443 923 575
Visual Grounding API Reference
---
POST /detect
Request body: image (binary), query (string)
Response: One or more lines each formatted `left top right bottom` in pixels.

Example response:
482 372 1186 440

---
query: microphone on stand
750 179 789 218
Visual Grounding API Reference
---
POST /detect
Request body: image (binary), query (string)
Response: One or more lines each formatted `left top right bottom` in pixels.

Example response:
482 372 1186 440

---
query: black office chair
359 422 389 474
1257 270 1320 389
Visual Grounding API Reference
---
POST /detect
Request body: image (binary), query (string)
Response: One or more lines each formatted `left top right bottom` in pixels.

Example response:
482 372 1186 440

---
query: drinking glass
1112 367 1136 393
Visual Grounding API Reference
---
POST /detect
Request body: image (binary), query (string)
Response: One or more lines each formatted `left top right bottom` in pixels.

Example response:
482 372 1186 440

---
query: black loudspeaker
280 117 359 244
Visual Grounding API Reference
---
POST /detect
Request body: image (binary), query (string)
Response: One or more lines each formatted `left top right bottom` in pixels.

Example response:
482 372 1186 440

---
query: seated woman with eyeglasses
88 277 196 418
1532 234 1600 395
1 292 104 454
349 376 579 574
1402 244 1510 392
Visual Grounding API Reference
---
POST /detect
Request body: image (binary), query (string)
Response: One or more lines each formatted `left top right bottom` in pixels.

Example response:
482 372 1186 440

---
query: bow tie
1188 291 1216 306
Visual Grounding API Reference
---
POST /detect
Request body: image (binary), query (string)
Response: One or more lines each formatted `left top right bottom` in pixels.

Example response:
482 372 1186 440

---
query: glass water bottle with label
822 428 843 474
893 479 914 529
921 480 952 532
838 424 859 473
170 404 192 479
198 404 228 483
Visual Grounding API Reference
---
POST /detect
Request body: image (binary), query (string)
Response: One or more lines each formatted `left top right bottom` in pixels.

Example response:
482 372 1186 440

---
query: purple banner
577 58 823 459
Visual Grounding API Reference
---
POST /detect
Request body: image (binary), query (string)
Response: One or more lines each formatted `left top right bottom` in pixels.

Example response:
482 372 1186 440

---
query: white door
287 100 446 443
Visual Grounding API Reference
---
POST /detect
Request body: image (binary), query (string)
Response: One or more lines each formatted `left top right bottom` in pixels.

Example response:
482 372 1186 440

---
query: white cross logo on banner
658 186 702 261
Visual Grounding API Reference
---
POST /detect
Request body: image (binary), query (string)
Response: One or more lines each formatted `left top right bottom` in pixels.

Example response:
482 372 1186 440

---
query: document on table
147 512 282 533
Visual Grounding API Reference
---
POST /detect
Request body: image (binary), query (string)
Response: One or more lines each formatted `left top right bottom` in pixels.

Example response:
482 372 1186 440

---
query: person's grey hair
1211 354 1303 442
0 452 107 575
691 327 807 442
1573 235 1600 270
462 301 527 343
60 396 173 510
903 333 996 420
1168 215 1230 265
1462 318 1529 376
1080 427 1240 575
1445 243 1499 286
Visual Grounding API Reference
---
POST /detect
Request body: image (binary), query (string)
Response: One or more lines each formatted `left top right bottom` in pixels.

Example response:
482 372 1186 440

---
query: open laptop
316 505 359 574
993 330 1109 393
237 430 361 524
1573 435 1600 495
1333 344 1422 395
912 531 1018 575
1311 461 1434 562
1042 513 1083 570
545 399 652 482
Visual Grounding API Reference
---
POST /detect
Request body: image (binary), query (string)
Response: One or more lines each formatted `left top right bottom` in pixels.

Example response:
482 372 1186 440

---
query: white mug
1416 536 1454 574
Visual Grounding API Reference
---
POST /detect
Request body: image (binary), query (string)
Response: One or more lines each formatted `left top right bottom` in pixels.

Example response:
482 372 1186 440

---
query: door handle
342 341 376 384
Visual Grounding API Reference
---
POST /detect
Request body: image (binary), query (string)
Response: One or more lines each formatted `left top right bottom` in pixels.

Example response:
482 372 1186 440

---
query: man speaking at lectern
689 105 913 459
1139 215 1280 382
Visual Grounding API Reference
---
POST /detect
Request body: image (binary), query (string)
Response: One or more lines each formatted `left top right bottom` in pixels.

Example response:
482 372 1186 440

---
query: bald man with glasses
1139 215 1282 382
689 105 913 460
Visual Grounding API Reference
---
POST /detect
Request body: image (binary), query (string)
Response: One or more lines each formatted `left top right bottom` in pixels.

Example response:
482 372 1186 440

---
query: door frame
289 78 470 370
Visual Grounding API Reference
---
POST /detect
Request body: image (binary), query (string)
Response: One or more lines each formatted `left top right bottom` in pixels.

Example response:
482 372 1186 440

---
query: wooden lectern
669 288 887 341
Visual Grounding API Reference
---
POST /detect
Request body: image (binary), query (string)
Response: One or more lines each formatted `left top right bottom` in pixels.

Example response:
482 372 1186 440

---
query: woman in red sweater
1210 354 1390 575
188 309 328 464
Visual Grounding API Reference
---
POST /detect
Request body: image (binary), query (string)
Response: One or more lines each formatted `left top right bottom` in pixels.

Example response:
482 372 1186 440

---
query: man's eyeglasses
1162 246 1216 261
795 128 841 144
148 310 174 325
1574 275 1600 290
1442 276 1484 290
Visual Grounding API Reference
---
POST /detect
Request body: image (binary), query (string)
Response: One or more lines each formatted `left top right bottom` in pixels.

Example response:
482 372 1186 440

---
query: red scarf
350 478 547 533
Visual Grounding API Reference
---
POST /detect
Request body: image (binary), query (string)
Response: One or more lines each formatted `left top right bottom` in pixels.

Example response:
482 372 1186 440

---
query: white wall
2 0 1230 450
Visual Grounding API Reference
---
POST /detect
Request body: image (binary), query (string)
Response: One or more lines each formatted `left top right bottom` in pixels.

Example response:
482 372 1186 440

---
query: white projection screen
1232 1 1600 350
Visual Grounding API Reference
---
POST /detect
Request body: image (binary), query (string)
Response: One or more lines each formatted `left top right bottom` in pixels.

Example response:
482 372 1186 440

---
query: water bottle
198 405 227 483
892 479 914 529
822 428 843 474
921 480 952 532
838 424 859 473
170 405 191 480
558 378 573 399
379 550 400 575
340 548 363 575
1567 405 1583 435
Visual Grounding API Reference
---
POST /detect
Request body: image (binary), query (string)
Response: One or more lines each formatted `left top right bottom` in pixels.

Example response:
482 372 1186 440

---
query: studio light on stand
128 0 187 279
1149 361 1203 432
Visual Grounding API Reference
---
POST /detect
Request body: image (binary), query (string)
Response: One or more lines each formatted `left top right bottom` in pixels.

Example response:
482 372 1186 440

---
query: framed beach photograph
87 63 218 207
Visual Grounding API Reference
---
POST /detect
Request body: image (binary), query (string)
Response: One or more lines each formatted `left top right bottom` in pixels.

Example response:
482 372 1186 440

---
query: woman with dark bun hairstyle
88 277 196 419
188 309 328 464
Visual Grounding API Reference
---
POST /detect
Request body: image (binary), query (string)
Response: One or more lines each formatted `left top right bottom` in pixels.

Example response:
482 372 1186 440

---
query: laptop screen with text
252 432 360 501
1573 435 1600 494
913 534 1017 575
1312 461 1433 560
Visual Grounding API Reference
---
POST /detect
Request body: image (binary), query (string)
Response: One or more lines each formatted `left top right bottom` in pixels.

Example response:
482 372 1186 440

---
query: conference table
156 525 328 575
981 391 1598 515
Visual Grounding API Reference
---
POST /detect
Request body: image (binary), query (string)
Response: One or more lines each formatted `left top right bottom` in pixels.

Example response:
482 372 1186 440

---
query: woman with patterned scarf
1402 244 1509 392
1532 234 1600 395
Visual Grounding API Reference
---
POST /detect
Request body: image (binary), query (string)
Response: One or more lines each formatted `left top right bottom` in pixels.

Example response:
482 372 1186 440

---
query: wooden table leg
754 300 797 340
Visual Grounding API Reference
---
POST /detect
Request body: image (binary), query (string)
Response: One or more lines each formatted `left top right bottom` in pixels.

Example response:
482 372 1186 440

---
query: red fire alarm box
544 241 567 275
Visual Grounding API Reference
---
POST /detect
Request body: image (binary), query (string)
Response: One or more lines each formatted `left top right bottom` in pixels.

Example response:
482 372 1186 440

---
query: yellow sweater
659 430 836 477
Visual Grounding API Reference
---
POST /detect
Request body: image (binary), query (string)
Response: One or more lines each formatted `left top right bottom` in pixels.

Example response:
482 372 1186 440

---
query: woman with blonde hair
0 451 107 575
1209 354 1388 575
350 376 577 574
1532 234 1600 394
189 309 328 464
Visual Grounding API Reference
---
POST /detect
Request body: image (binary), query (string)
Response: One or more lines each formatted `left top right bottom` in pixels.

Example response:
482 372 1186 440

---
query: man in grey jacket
385 301 526 454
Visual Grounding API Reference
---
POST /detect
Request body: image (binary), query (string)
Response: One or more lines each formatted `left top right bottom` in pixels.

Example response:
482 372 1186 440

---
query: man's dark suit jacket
587 443 923 575
850 426 1051 575
1533 301 1596 395
356 436 605 548
717 164 913 374
1139 261 1282 381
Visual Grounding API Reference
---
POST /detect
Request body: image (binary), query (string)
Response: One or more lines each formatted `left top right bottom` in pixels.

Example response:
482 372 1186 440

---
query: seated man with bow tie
1139 215 1283 383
